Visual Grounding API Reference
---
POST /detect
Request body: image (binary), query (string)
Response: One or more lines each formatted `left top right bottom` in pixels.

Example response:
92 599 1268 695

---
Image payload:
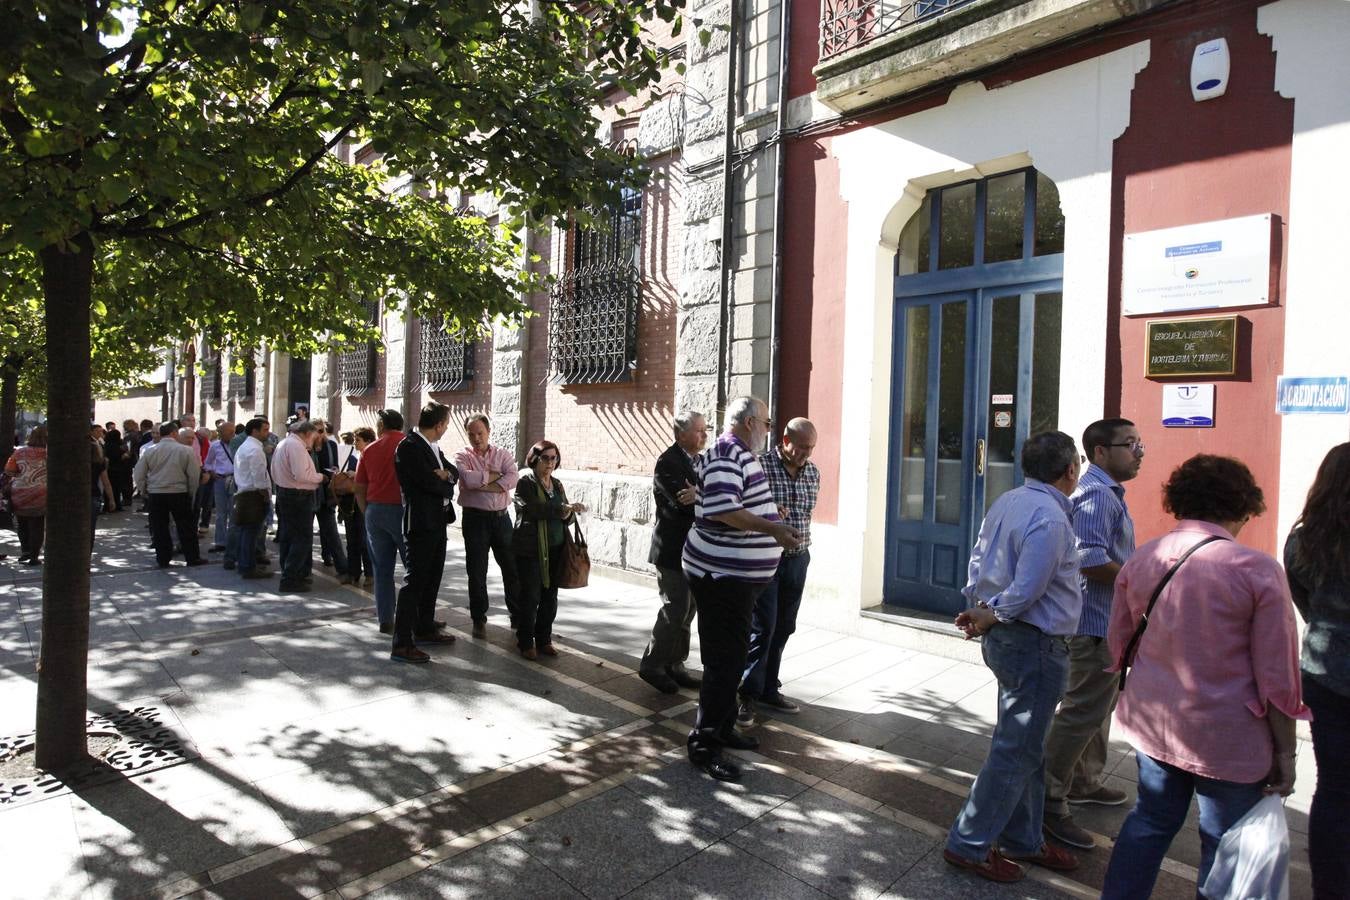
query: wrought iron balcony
814 0 1168 113
820 0 977 62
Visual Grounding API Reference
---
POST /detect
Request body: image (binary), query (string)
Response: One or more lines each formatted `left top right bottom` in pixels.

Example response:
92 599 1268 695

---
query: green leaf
143 44 165 65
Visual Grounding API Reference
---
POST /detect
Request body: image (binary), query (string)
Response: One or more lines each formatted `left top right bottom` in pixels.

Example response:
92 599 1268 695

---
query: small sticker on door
994 411 1013 428
992 394 1014 405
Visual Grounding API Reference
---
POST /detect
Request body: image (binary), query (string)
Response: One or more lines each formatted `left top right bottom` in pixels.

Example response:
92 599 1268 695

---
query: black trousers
461 508 520 624
16 514 44 559
393 527 447 646
514 550 562 650
640 565 697 674
687 573 763 760
148 492 201 566
343 506 371 578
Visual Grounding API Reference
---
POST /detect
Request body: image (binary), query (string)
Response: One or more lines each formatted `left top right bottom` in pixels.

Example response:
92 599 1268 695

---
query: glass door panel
984 294 1021 513
934 300 967 524
898 306 930 520
1031 292 1063 435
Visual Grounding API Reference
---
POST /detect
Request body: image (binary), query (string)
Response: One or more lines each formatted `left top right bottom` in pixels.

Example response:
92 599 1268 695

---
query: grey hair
672 410 705 439
176 427 195 441
1021 431 1079 483
725 396 763 429
290 419 318 435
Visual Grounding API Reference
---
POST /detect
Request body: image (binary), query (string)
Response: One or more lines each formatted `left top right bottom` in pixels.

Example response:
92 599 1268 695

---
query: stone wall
556 468 656 574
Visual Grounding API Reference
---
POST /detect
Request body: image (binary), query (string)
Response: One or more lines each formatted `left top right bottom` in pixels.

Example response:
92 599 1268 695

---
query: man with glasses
1042 418 1143 850
683 397 801 782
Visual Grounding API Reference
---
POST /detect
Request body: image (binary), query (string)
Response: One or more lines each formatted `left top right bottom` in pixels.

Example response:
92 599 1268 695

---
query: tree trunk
0 355 20 468
34 234 94 774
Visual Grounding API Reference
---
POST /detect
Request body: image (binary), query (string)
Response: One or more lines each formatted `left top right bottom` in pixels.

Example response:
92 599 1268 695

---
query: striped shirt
683 432 783 583
758 447 819 557
1070 463 1135 638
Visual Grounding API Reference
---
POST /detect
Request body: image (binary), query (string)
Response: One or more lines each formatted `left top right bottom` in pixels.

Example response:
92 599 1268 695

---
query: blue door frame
883 170 1065 615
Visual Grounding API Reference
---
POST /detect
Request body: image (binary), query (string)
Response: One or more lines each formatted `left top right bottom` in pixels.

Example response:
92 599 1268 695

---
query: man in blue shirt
1042 418 1142 849
945 431 1083 884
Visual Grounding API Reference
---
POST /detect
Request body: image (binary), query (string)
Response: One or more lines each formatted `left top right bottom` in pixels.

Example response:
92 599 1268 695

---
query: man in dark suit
638 411 708 692
390 402 460 664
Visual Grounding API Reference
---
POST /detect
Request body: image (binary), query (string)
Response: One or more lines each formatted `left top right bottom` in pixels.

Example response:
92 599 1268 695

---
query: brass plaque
1145 316 1237 377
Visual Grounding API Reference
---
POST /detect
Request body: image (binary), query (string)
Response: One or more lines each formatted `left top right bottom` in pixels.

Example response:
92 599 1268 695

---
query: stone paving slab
0 512 1319 899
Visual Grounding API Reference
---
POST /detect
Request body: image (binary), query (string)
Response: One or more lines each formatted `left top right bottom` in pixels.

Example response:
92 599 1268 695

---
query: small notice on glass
991 394 1014 405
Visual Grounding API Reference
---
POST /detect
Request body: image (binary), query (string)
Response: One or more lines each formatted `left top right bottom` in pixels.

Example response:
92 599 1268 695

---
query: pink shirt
453 444 518 512
270 434 324 490
1108 520 1310 783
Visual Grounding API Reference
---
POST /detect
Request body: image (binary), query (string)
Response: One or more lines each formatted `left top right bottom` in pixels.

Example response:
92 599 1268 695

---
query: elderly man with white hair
132 422 207 568
683 396 801 782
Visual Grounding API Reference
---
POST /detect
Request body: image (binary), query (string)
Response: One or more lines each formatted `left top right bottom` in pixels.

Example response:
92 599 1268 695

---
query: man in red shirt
355 409 407 632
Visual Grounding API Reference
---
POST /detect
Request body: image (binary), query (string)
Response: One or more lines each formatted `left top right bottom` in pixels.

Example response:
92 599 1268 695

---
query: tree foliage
0 0 684 771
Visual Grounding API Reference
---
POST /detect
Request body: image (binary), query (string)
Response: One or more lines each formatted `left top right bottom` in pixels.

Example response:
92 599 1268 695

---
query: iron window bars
338 300 380 396
419 317 475 392
819 0 976 62
228 349 256 400
200 344 222 402
548 186 642 385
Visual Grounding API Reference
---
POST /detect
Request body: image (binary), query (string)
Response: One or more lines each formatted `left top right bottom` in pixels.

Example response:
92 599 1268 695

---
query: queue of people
51 397 1345 897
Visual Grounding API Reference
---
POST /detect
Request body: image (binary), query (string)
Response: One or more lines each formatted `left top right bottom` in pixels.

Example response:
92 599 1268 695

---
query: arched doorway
885 168 1066 614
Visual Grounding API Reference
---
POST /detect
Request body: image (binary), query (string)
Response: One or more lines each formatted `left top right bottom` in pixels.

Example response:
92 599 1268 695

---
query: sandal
942 848 1024 883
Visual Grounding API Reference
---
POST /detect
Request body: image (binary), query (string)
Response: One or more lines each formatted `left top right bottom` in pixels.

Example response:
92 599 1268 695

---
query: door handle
976 438 987 476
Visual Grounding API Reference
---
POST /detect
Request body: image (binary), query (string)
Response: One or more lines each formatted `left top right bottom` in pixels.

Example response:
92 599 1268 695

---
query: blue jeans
1102 753 1263 899
946 621 1070 861
1304 673 1350 899
212 476 234 548
741 550 810 699
365 502 406 626
275 487 316 583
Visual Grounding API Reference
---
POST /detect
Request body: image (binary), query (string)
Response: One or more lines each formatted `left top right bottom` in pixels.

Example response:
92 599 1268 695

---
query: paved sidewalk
0 511 1316 898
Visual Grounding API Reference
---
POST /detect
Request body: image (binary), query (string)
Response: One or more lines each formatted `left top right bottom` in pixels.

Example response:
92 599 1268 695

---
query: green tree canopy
0 0 683 771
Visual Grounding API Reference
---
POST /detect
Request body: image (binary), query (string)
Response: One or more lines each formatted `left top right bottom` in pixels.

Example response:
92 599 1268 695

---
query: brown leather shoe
520 646 538 660
1005 843 1079 872
390 646 430 664
942 849 1025 883
415 631 456 644
472 621 487 638
538 643 558 657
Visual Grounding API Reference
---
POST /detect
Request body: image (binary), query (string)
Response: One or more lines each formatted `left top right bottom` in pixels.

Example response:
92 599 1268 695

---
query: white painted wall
802 42 1151 631
1259 0 1350 544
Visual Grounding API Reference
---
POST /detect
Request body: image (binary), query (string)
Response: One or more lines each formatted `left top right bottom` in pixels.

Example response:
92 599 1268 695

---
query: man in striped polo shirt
684 396 802 782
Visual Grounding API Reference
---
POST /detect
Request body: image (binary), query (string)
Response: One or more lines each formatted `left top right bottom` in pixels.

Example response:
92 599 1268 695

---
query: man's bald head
780 417 817 470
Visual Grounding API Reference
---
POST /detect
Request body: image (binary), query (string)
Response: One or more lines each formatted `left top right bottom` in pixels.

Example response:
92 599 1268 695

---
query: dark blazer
512 471 572 558
394 432 459 534
313 437 340 507
649 442 698 569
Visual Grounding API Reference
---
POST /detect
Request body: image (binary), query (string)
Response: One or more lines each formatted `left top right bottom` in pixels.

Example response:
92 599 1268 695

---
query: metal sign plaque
1145 316 1237 377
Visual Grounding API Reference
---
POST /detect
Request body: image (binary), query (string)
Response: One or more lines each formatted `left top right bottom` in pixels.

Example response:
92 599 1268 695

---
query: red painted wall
1108 3 1292 554
779 135 846 523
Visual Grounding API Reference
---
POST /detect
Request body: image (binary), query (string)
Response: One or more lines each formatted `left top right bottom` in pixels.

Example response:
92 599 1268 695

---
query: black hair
417 401 450 431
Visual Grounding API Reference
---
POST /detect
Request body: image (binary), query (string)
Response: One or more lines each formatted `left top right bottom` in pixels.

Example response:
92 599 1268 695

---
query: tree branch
113 118 361 238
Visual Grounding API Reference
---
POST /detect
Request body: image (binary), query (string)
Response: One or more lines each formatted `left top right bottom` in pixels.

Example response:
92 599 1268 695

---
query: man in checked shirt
737 417 820 725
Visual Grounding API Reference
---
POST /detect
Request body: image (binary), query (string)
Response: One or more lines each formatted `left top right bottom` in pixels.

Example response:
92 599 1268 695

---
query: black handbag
1117 535 1225 691
233 489 268 527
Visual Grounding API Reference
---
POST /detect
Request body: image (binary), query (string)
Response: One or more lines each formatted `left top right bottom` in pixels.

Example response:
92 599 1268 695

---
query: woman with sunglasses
511 440 585 659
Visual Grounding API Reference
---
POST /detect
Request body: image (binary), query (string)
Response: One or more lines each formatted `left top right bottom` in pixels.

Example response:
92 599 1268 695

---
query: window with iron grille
338 300 380 396
418 318 475 392
548 186 641 384
200 344 222 402
228 349 256 400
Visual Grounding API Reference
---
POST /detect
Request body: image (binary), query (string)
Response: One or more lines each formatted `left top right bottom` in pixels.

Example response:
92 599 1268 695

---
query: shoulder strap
1117 535 1226 691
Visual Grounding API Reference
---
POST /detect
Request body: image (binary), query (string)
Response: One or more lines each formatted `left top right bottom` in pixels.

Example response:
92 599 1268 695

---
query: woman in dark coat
512 440 586 659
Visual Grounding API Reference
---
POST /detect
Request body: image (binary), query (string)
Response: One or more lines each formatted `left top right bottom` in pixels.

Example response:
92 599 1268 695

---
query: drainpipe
715 0 741 422
766 0 792 427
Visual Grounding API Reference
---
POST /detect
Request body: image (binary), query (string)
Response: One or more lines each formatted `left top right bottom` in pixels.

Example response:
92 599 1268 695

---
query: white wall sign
1162 383 1215 427
1123 214 1273 315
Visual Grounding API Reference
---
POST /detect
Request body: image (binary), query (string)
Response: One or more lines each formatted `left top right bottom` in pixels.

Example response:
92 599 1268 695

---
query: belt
462 506 509 516
276 486 314 495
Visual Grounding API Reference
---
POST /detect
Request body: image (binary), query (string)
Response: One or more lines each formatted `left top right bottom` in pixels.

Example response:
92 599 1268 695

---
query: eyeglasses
1107 440 1146 454
538 454 558 463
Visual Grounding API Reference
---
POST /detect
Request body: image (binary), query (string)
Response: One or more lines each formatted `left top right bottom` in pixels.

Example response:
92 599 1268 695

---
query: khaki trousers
1043 634 1118 817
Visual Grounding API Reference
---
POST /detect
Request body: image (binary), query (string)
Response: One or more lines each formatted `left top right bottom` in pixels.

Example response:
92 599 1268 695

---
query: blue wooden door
884 170 1065 615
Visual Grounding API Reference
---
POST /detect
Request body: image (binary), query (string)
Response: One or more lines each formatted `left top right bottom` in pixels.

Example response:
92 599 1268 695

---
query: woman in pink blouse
1102 455 1307 899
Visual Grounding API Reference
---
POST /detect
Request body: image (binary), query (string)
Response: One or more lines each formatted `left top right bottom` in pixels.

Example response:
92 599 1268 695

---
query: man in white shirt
228 418 272 578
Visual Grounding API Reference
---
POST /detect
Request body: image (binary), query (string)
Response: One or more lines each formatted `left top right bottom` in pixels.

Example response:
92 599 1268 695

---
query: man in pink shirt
453 414 521 638
271 419 326 592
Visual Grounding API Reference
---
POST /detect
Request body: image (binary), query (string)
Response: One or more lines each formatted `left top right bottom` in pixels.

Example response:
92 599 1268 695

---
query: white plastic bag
1201 793 1290 900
